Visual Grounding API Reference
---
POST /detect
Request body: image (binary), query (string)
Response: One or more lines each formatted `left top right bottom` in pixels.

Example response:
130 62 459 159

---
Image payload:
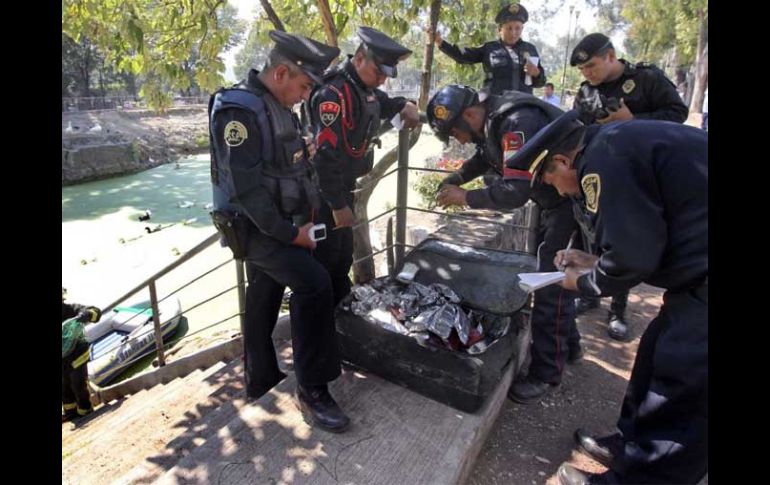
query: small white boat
87 298 182 387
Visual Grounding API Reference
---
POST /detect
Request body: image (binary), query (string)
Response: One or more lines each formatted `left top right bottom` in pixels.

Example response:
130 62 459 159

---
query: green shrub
412 157 484 213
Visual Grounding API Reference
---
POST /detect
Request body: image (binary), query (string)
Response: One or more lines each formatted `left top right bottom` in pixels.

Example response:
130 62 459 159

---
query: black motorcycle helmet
427 84 479 142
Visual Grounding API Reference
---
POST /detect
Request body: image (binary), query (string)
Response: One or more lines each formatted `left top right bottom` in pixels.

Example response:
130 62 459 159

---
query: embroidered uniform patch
502 131 525 161
224 121 247 147
622 79 636 94
320 101 341 127
581 174 601 213
502 131 527 178
317 127 338 148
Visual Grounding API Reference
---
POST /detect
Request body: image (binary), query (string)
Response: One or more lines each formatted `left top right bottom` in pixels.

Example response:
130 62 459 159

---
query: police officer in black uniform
426 85 582 404
208 31 350 432
62 287 101 422
433 3 546 95
509 111 707 484
310 26 419 305
570 32 689 341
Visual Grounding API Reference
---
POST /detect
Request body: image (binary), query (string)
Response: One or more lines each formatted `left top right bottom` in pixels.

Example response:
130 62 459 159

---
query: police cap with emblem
426 84 479 143
505 109 584 187
269 30 340 83
570 33 613 66
495 3 529 24
357 26 412 78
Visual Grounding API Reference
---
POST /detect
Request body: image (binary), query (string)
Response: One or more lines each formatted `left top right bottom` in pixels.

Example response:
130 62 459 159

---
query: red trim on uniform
327 83 368 158
503 168 533 180
317 127 338 148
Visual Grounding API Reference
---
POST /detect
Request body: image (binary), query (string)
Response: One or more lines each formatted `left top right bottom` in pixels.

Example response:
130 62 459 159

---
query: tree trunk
80 44 93 98
98 58 106 98
316 0 338 47
259 0 285 32
688 9 708 113
418 0 442 110
350 0 441 283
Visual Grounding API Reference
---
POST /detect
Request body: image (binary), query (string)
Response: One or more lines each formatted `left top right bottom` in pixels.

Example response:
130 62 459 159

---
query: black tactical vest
209 82 321 218
321 61 382 177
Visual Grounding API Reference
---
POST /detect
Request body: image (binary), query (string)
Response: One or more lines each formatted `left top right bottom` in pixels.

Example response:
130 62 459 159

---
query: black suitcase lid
403 238 537 315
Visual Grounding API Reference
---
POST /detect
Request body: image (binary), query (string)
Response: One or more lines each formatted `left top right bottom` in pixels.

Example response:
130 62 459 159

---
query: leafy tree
62 34 98 97
614 0 707 111
63 0 238 111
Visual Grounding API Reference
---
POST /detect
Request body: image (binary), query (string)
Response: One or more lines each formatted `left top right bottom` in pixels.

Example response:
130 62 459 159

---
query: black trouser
528 201 581 385
62 340 91 413
243 229 341 397
605 285 708 483
313 199 355 308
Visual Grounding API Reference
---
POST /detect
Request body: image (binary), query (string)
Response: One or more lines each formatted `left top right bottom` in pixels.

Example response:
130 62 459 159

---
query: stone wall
62 107 208 185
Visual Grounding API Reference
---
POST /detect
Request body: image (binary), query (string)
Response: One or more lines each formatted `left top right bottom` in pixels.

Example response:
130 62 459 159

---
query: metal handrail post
148 280 166 367
395 128 409 270
526 203 541 256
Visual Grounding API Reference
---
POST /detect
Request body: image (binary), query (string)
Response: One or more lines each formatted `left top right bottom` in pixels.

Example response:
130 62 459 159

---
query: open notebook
517 272 566 293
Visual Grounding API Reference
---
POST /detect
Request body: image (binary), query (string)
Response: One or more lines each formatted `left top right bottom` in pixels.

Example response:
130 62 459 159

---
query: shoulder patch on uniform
581 174 601 213
319 101 341 127
622 79 636 94
224 121 248 147
502 131 525 161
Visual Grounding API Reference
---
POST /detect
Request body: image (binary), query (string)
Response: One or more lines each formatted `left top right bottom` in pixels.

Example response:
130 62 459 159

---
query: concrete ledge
155 356 515 484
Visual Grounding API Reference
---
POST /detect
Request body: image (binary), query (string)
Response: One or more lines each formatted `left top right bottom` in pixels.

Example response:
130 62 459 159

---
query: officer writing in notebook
508 110 707 484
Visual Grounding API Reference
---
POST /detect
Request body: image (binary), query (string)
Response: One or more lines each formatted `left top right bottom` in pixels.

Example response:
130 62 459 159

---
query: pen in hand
559 231 577 272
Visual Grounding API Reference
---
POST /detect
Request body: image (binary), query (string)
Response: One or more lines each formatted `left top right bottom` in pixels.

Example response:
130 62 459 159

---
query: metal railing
62 95 209 112
351 123 540 272
98 232 243 371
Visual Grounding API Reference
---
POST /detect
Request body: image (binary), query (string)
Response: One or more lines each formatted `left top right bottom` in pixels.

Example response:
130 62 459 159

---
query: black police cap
269 30 340 83
570 33 614 66
495 3 529 25
505 110 583 187
357 26 412 78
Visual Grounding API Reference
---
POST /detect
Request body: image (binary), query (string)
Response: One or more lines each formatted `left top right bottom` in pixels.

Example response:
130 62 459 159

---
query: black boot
607 314 629 341
508 375 558 404
573 428 623 467
557 463 607 485
297 384 350 433
607 293 630 341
